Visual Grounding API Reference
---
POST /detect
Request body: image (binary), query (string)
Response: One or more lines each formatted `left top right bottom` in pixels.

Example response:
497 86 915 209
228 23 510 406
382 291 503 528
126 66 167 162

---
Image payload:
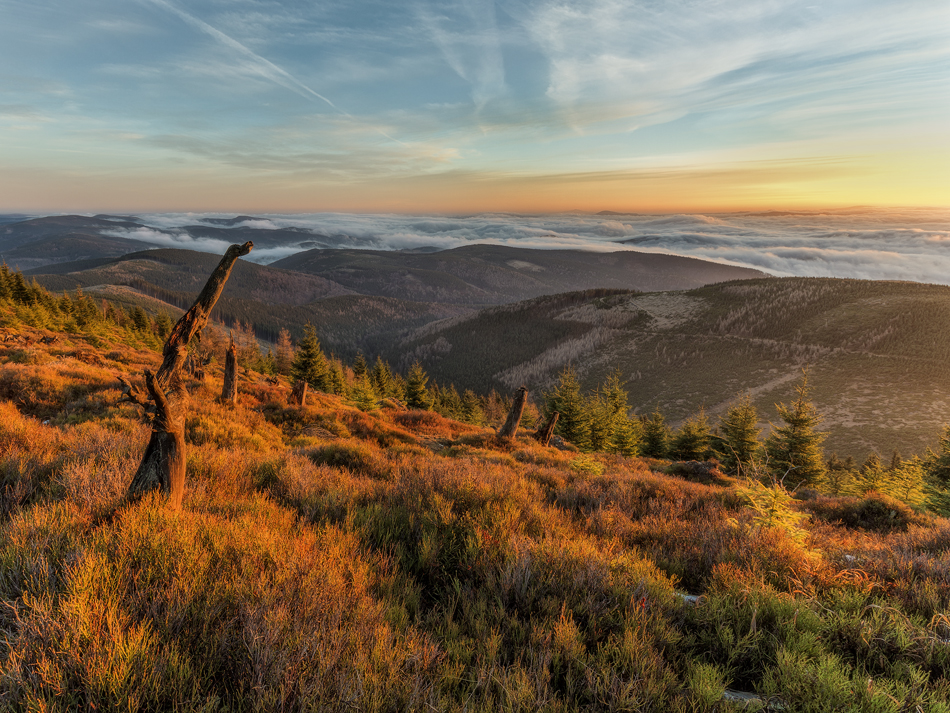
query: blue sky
1 0 947 212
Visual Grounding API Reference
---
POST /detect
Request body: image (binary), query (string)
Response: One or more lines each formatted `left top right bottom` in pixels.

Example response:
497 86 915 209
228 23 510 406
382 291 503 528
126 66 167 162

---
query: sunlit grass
0 317 947 711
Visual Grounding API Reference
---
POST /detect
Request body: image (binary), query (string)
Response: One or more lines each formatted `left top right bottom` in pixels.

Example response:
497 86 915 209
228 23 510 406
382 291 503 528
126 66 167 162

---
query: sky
0 0 948 214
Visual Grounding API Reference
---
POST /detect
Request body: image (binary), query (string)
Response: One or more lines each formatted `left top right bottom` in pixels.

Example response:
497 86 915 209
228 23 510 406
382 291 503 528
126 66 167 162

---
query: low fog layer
96 207 950 284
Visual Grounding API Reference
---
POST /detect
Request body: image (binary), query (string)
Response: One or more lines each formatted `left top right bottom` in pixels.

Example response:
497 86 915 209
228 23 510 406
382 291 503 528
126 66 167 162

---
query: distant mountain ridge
0 214 378 270
26 239 766 358
28 248 355 306
271 244 766 305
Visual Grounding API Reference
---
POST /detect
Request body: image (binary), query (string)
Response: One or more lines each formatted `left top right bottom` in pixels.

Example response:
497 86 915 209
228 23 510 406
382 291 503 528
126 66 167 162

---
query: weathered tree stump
221 335 238 406
534 411 559 446
290 379 308 406
497 386 528 441
123 242 252 508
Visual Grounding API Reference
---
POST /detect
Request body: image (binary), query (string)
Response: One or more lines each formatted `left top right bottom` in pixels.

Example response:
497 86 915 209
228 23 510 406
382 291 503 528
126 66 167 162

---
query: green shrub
305 442 390 479
805 491 920 533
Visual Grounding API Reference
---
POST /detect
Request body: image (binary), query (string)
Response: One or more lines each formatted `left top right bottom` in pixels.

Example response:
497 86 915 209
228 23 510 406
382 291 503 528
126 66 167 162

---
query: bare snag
125 242 252 508
221 334 238 406
534 411 559 446
290 379 308 406
497 386 528 442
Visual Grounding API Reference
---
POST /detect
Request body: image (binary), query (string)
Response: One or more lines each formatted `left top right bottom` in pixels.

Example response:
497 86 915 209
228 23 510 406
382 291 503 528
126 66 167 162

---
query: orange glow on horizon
1 150 946 215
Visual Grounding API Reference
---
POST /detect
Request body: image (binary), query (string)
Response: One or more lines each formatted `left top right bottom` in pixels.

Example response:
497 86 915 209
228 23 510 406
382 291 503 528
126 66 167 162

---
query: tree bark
221 335 238 406
534 411 560 446
127 242 252 507
290 379 308 406
497 386 528 442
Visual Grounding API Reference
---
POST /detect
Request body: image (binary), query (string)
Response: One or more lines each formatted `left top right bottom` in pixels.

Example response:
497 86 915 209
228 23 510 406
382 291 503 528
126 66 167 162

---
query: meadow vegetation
0 266 948 711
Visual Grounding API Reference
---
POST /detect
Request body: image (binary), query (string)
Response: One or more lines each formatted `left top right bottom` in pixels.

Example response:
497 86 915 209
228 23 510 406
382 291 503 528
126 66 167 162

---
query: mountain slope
270 244 767 305
387 277 950 457
28 249 355 306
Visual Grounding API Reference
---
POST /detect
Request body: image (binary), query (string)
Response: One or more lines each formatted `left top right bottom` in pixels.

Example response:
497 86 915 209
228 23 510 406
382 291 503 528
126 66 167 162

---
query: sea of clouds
99 207 950 284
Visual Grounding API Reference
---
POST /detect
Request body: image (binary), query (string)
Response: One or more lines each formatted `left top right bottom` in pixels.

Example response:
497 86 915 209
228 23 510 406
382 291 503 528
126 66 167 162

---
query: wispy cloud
419 0 507 108
141 0 340 109
508 0 950 135
139 0 406 145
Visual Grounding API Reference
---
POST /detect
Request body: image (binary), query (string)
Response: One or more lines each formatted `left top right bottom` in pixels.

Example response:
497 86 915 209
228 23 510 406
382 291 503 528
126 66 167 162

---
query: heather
0 272 948 711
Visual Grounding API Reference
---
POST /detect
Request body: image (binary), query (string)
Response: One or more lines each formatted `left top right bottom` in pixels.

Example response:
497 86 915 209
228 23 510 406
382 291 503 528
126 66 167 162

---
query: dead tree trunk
534 411 559 446
497 386 528 442
124 242 252 507
221 335 238 406
290 380 308 406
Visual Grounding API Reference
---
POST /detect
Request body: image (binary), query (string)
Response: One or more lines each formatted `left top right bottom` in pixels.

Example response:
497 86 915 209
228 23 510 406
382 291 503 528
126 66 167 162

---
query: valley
11 210 950 460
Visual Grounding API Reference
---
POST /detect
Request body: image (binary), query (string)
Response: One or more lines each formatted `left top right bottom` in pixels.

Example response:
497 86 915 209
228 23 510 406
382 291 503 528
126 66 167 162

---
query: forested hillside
390 278 950 458
271 244 766 305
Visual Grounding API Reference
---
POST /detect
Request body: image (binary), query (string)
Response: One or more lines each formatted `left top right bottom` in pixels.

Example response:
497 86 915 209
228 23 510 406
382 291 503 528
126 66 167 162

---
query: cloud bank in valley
100 207 950 285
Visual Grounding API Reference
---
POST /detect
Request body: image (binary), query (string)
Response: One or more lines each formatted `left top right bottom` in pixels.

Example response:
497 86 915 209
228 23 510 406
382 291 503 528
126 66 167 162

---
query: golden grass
0 318 948 711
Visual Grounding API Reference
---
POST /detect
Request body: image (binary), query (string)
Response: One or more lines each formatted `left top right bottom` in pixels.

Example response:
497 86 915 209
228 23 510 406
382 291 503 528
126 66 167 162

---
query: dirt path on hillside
703 367 805 418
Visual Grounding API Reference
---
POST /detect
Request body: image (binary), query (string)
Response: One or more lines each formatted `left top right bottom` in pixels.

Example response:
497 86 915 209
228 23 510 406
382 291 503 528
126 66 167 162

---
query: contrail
141 0 406 146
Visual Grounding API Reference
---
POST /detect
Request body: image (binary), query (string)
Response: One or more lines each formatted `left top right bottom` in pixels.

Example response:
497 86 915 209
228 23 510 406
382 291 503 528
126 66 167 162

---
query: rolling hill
27 249 469 355
271 244 767 305
26 242 767 356
28 248 355 305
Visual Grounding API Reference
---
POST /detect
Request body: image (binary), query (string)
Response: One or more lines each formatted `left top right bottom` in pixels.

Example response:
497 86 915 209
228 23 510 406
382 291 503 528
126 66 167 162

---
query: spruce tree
888 456 926 507
596 370 641 456
433 383 463 420
0 264 10 302
924 428 950 516
859 452 884 493
669 409 711 461
155 312 174 341
9 271 32 305
371 357 394 398
130 306 151 333
291 323 330 391
717 396 761 476
350 373 378 411
352 353 368 379
764 374 826 488
927 425 950 485
259 348 276 375
275 328 294 376
611 414 642 457
587 397 614 453
461 389 484 425
888 450 902 472
640 408 670 458
405 361 432 410
822 453 855 495
544 366 591 451
58 293 75 318
327 358 348 395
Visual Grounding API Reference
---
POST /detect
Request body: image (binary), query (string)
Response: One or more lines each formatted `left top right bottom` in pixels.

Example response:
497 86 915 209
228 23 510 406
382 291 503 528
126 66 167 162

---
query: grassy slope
392 278 950 458
0 315 948 711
